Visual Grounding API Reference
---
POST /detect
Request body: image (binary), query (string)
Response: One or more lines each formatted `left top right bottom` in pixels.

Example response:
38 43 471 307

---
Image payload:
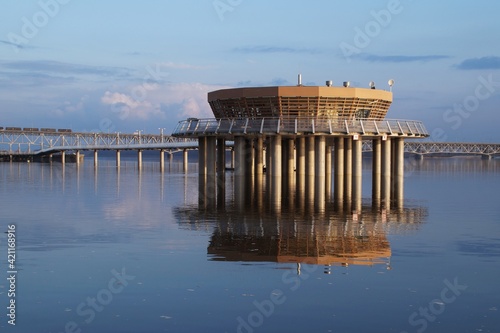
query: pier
173 82 429 209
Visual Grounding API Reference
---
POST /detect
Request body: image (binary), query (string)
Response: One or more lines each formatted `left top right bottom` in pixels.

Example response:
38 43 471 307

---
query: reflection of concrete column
344 137 352 203
198 136 207 177
137 149 142 170
352 138 363 211
372 138 381 206
116 150 121 168
381 137 391 208
334 137 344 203
183 149 188 173
206 137 217 178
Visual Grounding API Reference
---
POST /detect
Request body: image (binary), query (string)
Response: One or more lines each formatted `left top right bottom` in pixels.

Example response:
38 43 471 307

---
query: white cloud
101 82 230 121
159 61 210 70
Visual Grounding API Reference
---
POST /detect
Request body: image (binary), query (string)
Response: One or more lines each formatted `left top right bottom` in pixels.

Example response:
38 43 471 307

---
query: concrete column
116 150 121 168
198 136 207 177
344 137 352 202
306 136 315 177
255 137 264 177
183 149 188 173
381 137 391 208
372 138 382 206
246 138 255 177
286 139 295 185
231 148 235 169
75 151 81 166
325 142 332 199
334 137 344 203
137 149 142 170
217 138 226 175
270 135 282 211
93 150 98 167
160 149 165 171
234 136 246 177
206 136 217 178
393 137 404 205
352 138 363 212
315 136 326 210
296 137 305 182
61 151 66 164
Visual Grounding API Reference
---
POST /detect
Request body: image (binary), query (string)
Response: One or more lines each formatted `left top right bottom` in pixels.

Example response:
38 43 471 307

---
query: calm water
0 155 499 333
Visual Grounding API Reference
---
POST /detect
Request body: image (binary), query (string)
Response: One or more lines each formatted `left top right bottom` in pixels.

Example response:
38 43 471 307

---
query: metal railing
172 117 429 137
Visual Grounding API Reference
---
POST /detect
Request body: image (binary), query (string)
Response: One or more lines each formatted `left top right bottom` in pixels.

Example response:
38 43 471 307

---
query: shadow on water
175 172 428 269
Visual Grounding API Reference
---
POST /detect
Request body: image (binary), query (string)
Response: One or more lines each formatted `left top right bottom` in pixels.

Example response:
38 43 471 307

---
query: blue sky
1 0 500 142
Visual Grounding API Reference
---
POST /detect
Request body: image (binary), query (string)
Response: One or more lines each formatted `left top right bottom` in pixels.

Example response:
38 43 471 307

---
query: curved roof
208 86 393 120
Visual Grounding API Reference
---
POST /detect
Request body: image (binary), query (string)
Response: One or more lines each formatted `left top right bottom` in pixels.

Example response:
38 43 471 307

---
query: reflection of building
175 202 428 268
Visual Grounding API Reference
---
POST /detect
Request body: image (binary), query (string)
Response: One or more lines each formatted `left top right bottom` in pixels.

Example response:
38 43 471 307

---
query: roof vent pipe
297 74 302 86
326 80 333 87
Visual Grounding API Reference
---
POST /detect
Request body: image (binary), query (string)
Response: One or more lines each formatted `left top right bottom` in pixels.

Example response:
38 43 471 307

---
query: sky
1 0 500 142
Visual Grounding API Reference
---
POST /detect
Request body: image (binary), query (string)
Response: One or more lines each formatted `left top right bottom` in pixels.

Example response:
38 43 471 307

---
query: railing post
260 118 265 134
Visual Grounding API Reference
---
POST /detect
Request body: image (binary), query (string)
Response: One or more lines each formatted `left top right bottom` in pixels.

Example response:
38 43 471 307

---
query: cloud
101 82 230 121
159 61 210 70
233 45 324 54
0 60 132 79
353 53 450 63
455 56 500 70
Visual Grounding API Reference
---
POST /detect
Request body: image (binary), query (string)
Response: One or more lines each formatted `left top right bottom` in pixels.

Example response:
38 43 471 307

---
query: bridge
0 128 499 165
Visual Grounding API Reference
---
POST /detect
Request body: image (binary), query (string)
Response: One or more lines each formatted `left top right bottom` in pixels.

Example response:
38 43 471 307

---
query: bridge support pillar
61 151 66 164
137 149 142 170
481 154 492 160
75 151 81 166
93 150 98 168
334 137 344 204
116 150 121 168
183 149 188 173
381 137 391 208
285 138 295 186
372 138 382 206
352 137 363 212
